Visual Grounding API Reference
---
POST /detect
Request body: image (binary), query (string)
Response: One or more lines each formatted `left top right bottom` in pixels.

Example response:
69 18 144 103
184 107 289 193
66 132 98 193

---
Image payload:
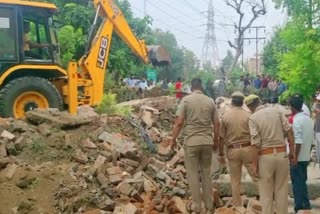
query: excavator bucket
147 45 171 66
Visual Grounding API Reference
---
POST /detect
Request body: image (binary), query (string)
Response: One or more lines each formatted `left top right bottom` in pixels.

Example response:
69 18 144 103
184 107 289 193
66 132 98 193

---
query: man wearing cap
219 91 259 209
171 78 220 213
245 94 295 214
289 94 313 213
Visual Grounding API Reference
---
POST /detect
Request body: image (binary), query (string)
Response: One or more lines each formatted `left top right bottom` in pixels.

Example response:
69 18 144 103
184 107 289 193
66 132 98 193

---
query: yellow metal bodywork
13 91 49 118
0 64 67 85
72 0 152 110
0 0 166 116
0 0 57 11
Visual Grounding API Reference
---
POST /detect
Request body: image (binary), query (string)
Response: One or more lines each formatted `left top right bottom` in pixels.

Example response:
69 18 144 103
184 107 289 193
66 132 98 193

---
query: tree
225 0 266 74
271 0 320 101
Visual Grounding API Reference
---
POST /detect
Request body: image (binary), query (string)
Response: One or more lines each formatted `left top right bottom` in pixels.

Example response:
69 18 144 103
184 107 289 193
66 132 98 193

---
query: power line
130 5 205 39
146 0 206 33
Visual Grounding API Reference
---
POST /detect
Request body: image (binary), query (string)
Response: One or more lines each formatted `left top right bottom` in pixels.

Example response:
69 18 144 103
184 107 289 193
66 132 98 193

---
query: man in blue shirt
289 94 314 213
253 75 262 89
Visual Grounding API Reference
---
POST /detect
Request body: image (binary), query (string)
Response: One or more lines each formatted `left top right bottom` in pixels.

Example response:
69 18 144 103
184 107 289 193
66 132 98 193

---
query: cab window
0 7 17 61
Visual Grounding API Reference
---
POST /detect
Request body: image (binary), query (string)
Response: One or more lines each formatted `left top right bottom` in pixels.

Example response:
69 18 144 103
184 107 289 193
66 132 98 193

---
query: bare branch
224 0 266 74
228 40 237 49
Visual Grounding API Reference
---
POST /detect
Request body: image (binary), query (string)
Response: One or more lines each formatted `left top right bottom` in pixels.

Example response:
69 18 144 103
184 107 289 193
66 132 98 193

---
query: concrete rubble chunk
144 177 158 193
99 131 113 142
117 181 134 196
121 158 139 168
94 155 107 172
0 157 10 168
124 203 137 214
246 199 262 214
213 188 224 208
83 209 102 214
14 136 26 151
72 150 88 164
172 187 186 197
215 207 237 214
5 163 18 180
6 141 17 156
1 130 15 140
96 173 108 186
0 141 8 158
139 107 154 129
97 198 115 211
166 196 186 214
148 127 161 143
83 138 97 149
107 166 123 184
25 108 93 129
77 105 99 121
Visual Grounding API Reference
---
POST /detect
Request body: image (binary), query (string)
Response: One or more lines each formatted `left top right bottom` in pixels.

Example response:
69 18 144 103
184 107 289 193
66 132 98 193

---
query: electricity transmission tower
201 0 219 70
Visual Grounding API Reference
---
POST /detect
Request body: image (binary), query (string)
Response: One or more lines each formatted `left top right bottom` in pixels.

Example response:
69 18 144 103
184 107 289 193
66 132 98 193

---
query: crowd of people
170 77 318 214
237 74 287 102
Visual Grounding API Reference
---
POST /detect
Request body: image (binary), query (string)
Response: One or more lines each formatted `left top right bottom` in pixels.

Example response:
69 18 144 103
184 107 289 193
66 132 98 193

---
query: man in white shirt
289 94 313 213
138 77 148 98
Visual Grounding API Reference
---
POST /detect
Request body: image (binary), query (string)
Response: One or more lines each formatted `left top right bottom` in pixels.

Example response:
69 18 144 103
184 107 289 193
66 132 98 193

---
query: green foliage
279 27 320 102
96 93 133 116
58 25 86 66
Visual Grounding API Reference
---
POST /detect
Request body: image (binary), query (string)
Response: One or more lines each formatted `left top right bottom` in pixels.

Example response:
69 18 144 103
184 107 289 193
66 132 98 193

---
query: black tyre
0 76 63 118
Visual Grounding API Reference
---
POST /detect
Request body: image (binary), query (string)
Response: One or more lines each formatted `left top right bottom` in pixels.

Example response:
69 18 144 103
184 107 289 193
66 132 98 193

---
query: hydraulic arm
66 0 170 114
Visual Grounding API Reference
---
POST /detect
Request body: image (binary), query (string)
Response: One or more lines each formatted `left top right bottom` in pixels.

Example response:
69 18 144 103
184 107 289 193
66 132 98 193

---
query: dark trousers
290 161 311 212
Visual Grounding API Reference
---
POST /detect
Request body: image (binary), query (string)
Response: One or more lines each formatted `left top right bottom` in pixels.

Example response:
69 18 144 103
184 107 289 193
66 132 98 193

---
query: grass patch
96 93 133 116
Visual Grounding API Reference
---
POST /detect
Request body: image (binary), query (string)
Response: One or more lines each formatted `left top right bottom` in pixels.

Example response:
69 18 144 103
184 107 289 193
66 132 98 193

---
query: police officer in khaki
219 91 259 209
171 78 220 213
245 94 296 214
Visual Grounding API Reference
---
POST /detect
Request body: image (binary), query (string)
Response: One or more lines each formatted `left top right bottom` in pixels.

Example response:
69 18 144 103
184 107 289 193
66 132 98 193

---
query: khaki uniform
220 107 259 207
176 91 219 212
249 105 292 214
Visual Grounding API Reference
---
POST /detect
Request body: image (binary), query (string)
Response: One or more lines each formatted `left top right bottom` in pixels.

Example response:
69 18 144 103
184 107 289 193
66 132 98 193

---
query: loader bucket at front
147 45 171 66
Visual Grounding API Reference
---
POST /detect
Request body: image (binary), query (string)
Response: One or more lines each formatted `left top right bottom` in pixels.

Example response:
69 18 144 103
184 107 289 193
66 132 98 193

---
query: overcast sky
127 0 287 62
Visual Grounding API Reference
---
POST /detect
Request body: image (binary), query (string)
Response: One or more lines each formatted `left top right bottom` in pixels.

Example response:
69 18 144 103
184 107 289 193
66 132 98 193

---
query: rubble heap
0 96 265 214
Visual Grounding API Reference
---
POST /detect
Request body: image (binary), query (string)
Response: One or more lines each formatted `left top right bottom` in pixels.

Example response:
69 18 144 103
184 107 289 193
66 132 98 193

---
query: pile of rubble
0 96 265 214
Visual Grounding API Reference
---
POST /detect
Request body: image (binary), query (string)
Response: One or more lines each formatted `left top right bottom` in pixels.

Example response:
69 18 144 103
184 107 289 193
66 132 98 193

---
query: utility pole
201 0 219 73
242 26 266 75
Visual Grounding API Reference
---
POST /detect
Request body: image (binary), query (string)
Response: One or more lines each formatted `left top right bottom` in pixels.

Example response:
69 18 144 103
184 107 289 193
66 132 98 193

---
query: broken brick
121 158 139 168
82 138 97 149
117 181 134 196
1 130 15 140
0 142 7 158
94 155 106 173
107 166 122 175
72 150 88 164
213 188 224 208
5 163 18 180
6 142 17 156
247 199 262 213
96 173 108 185
124 203 137 214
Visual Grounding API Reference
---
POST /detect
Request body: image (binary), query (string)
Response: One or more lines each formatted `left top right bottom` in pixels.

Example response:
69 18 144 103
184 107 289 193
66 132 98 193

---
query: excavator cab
0 1 60 69
0 0 170 119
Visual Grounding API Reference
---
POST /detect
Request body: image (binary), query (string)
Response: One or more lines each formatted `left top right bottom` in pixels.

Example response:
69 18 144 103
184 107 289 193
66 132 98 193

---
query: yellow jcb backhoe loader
0 0 171 118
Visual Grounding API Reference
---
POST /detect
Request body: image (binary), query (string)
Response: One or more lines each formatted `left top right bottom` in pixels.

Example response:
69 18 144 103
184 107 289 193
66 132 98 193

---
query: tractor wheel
0 76 63 118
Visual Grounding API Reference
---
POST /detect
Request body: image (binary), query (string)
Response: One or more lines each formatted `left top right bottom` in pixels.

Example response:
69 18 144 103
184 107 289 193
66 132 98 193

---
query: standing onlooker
161 79 169 92
219 91 258 209
268 77 278 103
260 74 269 89
126 75 136 100
238 76 245 91
253 75 262 89
277 80 287 96
289 95 313 213
175 77 183 103
171 78 220 213
245 94 295 214
313 94 320 166
244 74 251 90
137 77 148 99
